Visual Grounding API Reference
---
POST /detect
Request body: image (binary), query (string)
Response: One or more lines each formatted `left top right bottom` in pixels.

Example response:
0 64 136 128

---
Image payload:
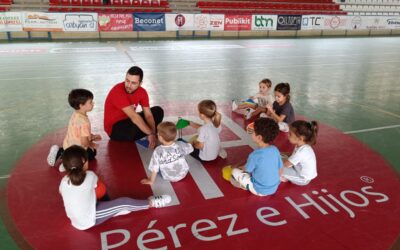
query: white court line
344 124 400 134
136 144 180 207
0 175 10 179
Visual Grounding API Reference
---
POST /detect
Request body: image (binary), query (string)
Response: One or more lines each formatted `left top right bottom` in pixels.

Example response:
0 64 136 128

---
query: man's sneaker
150 195 172 208
231 100 238 111
245 109 254 120
219 148 228 159
47 145 60 166
59 163 66 172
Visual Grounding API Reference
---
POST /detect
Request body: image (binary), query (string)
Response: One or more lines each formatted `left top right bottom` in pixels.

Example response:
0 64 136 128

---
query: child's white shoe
59 163 66 172
219 148 228 159
150 195 172 208
259 113 268 118
47 145 59 166
231 100 238 111
245 109 254 120
278 122 289 132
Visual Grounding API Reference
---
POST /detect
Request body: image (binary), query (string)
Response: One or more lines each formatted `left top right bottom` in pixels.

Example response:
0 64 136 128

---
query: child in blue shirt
231 117 283 196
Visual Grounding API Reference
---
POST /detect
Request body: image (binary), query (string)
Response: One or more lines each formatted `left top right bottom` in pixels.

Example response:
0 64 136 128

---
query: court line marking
347 102 400 119
0 175 11 179
344 124 400 134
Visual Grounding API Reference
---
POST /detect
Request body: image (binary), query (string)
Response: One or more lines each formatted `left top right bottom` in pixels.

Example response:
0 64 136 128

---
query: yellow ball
222 165 233 181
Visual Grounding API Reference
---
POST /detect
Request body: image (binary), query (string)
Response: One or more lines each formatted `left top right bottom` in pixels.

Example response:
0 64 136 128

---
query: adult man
104 66 163 149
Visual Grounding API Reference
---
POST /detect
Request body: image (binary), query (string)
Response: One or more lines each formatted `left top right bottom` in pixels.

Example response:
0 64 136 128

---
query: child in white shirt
59 145 171 230
280 120 319 185
232 79 274 120
141 121 193 185
188 100 223 161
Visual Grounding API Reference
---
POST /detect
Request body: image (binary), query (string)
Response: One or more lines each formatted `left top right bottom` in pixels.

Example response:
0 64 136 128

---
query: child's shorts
281 167 310 186
231 168 266 196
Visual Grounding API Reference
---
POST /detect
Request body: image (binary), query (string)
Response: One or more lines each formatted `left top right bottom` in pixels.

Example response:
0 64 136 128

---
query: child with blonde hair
280 120 318 186
188 100 224 161
59 145 171 230
232 78 274 120
141 121 193 185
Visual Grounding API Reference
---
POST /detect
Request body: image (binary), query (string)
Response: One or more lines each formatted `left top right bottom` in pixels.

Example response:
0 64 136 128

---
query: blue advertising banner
277 15 302 30
133 13 165 31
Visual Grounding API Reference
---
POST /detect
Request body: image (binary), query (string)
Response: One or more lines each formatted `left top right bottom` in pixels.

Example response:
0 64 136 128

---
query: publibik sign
224 15 251 31
166 13 194 31
63 13 98 32
301 15 324 30
251 15 277 30
277 15 302 30
133 13 165 31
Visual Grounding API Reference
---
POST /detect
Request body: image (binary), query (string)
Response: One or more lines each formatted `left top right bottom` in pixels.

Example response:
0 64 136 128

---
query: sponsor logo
175 14 185 27
324 16 346 29
254 15 274 28
351 16 362 29
387 19 400 25
302 16 322 26
278 15 301 26
134 17 164 24
225 17 251 25
63 14 96 30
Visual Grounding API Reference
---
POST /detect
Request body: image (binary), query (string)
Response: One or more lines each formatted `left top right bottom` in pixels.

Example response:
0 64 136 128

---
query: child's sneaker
245 109 254 120
278 122 289 132
219 148 228 159
259 113 268 118
231 100 238 111
59 163 66 172
149 195 172 208
47 145 60 167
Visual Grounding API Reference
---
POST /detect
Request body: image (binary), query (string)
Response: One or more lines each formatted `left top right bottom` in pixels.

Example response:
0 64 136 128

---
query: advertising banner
383 16 400 29
22 12 63 32
323 15 348 30
224 15 251 31
62 13 98 32
301 15 324 30
133 13 165 31
194 14 224 30
166 13 194 31
0 12 23 32
277 15 302 30
98 13 133 31
251 15 277 30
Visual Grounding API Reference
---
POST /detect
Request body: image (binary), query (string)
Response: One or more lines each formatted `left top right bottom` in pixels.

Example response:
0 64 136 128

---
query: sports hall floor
0 37 399 249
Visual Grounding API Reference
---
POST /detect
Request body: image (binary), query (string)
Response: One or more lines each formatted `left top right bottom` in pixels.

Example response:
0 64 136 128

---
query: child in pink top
47 89 101 172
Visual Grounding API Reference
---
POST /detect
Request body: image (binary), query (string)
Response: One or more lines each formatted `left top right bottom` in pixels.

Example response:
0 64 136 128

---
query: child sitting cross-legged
141 121 194 185
230 117 283 196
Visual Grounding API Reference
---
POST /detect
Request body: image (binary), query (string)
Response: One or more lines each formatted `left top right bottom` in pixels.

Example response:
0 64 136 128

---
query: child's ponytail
290 120 319 145
62 145 88 186
198 100 221 128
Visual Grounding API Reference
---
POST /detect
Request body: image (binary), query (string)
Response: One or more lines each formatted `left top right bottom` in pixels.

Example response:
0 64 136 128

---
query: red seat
92 0 101 5
141 0 150 6
132 0 140 6
151 0 159 6
81 0 91 6
159 0 167 7
122 0 130 6
60 0 70 5
111 0 122 5
71 0 80 6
